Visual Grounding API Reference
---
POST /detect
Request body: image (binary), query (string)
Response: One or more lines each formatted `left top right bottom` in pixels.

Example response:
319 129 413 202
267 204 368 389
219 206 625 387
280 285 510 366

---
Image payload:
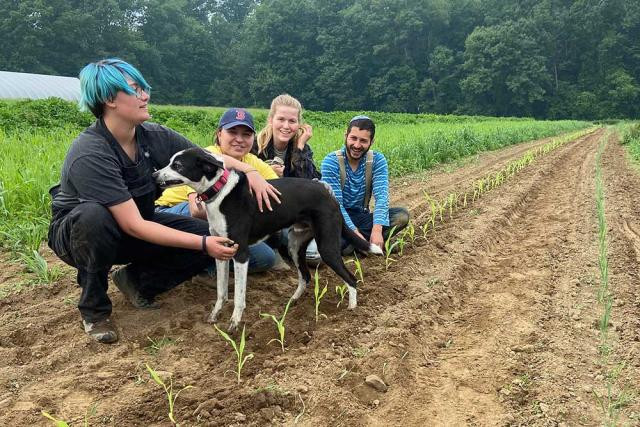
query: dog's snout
152 170 160 179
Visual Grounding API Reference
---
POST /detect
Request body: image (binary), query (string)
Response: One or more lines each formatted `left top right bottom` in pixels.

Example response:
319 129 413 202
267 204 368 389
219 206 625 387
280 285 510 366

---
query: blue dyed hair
78 58 151 118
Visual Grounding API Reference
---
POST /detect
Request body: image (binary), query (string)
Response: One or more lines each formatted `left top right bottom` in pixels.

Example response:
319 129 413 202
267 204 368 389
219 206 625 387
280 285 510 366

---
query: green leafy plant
313 266 328 321
420 221 429 239
396 234 406 256
20 250 63 284
260 298 293 352
404 220 416 243
335 284 348 307
145 336 176 355
345 253 364 284
384 225 399 270
41 411 69 427
145 363 194 425
214 324 254 383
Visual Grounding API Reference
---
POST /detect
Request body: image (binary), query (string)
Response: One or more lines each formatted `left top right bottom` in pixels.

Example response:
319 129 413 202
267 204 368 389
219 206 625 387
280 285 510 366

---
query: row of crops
0 98 591 285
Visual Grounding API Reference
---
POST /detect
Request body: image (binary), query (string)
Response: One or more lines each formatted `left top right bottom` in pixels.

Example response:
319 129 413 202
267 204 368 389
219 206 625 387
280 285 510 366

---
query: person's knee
390 207 410 231
249 244 276 273
69 203 120 268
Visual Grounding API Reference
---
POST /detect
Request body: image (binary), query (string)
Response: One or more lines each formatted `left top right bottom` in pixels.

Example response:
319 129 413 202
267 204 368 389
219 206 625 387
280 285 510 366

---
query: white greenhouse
0 71 80 101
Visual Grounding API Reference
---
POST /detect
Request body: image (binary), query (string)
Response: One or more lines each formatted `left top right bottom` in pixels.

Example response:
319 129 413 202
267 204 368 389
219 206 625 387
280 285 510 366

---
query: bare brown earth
1 128 640 426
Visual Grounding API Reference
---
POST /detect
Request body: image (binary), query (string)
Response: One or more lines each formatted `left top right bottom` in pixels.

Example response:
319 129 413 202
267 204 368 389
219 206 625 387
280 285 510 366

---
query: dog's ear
197 149 225 178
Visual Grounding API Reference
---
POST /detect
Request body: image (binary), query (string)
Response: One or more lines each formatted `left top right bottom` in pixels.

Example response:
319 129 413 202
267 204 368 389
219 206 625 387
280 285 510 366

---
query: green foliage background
1 0 639 119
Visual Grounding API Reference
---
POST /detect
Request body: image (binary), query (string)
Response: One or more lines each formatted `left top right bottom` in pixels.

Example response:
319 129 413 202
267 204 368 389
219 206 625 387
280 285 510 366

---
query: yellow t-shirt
155 145 278 207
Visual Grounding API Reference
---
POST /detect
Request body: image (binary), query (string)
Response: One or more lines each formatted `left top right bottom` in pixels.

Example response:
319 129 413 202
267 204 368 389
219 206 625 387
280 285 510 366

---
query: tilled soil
1 128 639 426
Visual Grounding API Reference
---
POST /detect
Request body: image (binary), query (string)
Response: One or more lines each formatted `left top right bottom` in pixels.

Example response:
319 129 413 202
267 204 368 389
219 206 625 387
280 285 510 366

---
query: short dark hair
347 115 375 140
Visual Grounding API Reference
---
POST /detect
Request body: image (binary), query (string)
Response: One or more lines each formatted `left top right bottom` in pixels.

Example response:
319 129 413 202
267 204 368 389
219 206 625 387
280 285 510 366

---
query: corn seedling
448 193 455 218
145 363 194 425
335 284 348 307
214 324 254 384
420 221 429 239
396 234 407 256
260 298 293 352
313 266 328 321
404 220 416 243
345 253 364 284
463 192 468 208
384 226 399 270
41 411 69 427
437 201 445 222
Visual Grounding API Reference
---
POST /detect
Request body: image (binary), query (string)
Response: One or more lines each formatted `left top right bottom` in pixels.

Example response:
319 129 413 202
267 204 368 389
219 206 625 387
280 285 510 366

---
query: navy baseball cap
219 108 255 132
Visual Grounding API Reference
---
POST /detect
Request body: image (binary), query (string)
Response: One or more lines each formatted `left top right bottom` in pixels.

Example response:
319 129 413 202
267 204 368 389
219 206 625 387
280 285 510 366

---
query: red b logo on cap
236 109 246 120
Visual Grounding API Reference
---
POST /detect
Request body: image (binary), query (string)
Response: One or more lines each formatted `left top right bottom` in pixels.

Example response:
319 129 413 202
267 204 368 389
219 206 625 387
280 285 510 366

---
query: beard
344 140 370 162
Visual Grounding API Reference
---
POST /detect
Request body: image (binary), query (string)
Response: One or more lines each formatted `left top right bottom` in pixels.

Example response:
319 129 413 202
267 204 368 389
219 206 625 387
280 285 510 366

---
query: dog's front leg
207 259 229 323
228 260 249 333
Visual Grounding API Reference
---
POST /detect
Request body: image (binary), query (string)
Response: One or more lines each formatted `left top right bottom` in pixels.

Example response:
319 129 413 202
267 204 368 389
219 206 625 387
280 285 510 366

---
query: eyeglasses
127 85 150 99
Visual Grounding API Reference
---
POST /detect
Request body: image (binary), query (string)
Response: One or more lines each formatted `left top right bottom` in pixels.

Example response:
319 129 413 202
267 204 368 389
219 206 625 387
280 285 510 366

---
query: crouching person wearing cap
320 115 410 255
155 108 280 275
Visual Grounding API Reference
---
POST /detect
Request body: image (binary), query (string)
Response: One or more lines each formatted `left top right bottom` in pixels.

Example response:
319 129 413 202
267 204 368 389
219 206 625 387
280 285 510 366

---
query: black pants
48 202 211 323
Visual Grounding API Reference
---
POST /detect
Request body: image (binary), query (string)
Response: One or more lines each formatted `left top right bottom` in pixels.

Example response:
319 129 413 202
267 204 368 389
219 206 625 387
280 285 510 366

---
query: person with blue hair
47 58 280 344
321 115 409 254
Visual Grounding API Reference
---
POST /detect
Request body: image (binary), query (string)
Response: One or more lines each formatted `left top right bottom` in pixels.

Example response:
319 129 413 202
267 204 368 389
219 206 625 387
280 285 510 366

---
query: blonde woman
253 94 322 264
253 94 321 179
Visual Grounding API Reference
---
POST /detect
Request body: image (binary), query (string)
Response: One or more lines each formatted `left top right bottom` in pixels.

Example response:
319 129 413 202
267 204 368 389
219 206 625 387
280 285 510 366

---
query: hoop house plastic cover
0 71 80 101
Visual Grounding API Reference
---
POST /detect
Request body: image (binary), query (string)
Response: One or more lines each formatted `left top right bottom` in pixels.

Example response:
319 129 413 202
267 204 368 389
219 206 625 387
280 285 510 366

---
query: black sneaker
82 318 118 344
111 266 159 309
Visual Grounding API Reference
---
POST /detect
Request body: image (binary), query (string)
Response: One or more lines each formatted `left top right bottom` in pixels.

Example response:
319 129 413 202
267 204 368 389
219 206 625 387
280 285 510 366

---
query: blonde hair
256 94 303 154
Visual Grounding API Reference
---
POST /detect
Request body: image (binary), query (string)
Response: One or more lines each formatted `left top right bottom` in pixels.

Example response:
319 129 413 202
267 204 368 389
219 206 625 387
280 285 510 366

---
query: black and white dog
153 147 382 331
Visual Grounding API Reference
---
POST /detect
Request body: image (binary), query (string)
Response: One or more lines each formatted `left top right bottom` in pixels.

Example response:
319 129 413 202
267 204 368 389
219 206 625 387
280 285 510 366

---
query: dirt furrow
365 130 606 426
7 129 640 427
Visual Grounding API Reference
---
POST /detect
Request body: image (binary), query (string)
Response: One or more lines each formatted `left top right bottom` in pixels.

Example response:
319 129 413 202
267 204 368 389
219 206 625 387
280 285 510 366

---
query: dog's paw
205 312 218 324
227 321 240 335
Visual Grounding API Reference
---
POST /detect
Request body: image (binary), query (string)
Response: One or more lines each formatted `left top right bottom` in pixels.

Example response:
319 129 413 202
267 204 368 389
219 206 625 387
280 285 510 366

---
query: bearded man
321 115 409 254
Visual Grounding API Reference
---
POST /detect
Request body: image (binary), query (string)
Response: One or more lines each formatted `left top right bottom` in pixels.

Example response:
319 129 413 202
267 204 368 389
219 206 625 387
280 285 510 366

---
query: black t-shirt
51 120 196 212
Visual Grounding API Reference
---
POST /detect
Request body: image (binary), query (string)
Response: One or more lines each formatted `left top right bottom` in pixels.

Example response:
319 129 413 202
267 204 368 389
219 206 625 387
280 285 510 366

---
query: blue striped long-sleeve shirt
321 148 390 230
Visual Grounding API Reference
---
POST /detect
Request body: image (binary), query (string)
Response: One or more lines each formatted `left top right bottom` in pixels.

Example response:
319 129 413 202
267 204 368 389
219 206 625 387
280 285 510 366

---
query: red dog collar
196 169 230 202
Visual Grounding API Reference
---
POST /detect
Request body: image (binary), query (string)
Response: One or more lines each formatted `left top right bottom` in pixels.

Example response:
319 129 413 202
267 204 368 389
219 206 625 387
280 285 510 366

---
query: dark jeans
343 206 410 248
48 202 211 323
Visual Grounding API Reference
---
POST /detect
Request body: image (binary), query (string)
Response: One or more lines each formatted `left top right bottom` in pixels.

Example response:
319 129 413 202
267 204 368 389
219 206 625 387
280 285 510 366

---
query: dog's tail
342 224 383 255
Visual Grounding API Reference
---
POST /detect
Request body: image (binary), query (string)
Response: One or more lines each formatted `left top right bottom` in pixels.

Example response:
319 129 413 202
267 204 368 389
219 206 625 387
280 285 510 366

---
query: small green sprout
145 363 194 425
260 298 293 352
437 200 445 222
335 283 348 307
420 221 429 239
404 221 416 243
145 336 175 355
41 411 69 427
214 324 254 384
448 193 455 218
396 234 406 256
313 266 328 322
384 225 399 270
345 253 364 284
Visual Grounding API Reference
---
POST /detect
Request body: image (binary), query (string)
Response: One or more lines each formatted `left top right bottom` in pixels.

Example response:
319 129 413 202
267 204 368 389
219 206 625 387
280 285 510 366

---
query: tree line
1 0 639 119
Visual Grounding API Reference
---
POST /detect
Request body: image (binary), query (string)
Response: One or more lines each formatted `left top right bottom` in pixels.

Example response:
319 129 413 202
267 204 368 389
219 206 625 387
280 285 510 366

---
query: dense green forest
1 0 639 119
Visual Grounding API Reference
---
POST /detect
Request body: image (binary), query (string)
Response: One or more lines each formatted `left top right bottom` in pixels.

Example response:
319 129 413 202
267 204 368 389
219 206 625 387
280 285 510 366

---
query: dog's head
153 147 225 191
